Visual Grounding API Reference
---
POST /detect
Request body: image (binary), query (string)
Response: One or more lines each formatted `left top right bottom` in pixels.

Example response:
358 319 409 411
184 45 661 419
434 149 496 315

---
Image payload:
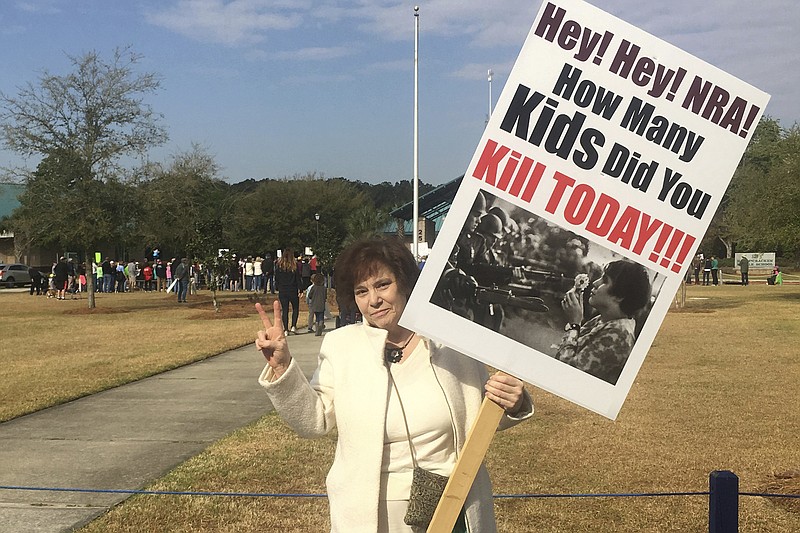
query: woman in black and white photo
555 260 652 384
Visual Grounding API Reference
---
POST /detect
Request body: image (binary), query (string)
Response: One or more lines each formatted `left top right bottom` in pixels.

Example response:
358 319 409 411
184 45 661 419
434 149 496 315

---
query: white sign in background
735 252 775 271
402 0 770 419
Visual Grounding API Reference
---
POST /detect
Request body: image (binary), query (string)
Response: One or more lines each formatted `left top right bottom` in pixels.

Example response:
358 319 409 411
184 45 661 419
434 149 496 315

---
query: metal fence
2 470 798 532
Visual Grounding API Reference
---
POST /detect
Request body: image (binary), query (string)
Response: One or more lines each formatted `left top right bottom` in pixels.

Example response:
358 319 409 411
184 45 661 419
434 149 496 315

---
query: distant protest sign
402 0 770 419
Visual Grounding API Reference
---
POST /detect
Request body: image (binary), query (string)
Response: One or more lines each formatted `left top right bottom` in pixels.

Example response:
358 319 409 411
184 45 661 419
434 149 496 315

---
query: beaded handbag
405 465 449 528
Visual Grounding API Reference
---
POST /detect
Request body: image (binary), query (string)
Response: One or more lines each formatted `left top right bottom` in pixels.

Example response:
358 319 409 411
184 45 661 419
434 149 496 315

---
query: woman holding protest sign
255 235 532 533
556 260 651 385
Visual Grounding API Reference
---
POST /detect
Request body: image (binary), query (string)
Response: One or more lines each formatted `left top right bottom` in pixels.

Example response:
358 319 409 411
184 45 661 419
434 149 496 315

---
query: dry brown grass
79 414 335 533
486 284 800 532
8 284 799 532
0 289 275 422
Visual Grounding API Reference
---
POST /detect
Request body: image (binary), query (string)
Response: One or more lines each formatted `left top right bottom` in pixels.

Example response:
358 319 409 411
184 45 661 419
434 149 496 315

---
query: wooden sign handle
427 397 504 533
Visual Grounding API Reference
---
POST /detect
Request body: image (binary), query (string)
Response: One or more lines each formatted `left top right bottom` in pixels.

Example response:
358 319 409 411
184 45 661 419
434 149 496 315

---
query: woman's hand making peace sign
255 301 292 380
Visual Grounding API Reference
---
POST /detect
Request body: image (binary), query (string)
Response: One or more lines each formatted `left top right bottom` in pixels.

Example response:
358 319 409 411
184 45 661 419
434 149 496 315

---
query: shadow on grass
65 292 276 319
758 470 800 514
775 292 800 301
673 297 745 313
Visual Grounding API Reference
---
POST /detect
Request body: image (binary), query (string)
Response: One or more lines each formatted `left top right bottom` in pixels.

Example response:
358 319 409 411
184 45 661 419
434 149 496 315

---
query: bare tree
0 47 168 307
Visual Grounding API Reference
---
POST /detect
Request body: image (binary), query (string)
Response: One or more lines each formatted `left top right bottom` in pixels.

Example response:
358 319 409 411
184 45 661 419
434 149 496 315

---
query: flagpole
413 5 420 260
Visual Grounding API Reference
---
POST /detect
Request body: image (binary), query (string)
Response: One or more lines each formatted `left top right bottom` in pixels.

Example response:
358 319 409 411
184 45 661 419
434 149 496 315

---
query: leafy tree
7 150 135 264
344 205 390 243
343 178 437 211
5 151 83 251
135 146 248 313
720 117 800 262
231 175 371 265
186 218 229 312
0 47 168 307
136 144 233 259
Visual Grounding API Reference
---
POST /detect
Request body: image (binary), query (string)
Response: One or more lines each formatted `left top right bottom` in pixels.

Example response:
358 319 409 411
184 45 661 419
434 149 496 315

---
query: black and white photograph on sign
430 190 665 385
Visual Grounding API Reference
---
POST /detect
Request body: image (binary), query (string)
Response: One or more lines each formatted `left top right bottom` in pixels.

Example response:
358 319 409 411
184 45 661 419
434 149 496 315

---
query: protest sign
402 0 770 419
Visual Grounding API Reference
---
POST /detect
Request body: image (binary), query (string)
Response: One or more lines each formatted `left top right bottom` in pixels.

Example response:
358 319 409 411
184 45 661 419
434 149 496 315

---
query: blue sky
1 0 797 186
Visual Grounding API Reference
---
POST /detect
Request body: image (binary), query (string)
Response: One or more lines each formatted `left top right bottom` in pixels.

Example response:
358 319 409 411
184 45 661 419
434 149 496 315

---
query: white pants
379 500 424 533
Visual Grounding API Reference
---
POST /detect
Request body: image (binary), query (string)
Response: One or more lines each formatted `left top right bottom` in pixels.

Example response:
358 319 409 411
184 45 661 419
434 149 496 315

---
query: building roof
389 175 462 221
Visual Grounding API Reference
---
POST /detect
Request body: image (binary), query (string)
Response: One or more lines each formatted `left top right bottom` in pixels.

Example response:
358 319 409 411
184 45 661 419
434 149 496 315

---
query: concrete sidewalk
0 321 330 533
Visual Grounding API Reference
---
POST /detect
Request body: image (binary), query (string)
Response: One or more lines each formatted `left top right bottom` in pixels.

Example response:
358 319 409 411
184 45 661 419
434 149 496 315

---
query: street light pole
487 68 493 124
314 213 320 254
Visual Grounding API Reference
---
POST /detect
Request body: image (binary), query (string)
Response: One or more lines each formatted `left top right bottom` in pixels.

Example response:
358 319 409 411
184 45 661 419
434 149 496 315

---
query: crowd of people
27 256 202 300
27 252 324 305
688 254 720 286
688 253 776 286
221 253 321 295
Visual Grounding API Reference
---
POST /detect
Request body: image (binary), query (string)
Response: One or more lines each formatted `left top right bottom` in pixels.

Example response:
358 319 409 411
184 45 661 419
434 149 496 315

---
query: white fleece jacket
259 322 533 533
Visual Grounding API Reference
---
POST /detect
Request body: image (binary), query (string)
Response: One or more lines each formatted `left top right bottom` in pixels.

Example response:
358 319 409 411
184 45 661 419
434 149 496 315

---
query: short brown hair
334 236 419 312
604 260 651 317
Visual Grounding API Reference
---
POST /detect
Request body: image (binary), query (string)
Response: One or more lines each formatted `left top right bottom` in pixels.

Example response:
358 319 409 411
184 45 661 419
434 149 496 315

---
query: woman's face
588 274 621 314
354 264 407 333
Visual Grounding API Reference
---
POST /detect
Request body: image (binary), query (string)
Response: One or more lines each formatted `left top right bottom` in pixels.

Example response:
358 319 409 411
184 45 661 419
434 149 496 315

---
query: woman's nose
368 289 382 306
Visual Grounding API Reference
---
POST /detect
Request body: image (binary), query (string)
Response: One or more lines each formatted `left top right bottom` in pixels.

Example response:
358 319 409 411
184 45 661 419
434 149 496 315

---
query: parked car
0 263 35 288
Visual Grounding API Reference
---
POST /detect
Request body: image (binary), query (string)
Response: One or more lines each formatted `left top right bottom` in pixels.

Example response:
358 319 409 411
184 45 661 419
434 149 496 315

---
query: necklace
384 333 415 364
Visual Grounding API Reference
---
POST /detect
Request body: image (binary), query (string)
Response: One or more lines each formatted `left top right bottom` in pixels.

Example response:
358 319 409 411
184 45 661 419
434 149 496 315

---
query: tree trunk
87 263 96 309
717 235 733 258
209 271 221 312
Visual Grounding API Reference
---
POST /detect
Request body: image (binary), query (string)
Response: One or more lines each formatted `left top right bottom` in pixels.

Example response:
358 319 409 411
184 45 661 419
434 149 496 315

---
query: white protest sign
402 0 770 419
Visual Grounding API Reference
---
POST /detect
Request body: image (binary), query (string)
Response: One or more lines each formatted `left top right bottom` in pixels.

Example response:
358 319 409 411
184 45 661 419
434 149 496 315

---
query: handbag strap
388 371 419 469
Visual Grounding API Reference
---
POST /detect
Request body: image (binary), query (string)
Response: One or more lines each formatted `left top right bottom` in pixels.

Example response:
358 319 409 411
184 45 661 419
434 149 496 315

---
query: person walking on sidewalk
274 249 302 334
307 273 327 336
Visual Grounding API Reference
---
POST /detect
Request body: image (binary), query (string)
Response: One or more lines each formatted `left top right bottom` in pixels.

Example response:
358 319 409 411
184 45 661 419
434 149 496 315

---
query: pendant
385 348 403 364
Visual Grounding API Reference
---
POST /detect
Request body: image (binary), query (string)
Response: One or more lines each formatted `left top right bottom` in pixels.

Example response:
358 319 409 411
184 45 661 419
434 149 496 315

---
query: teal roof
387 176 462 236
389 176 462 222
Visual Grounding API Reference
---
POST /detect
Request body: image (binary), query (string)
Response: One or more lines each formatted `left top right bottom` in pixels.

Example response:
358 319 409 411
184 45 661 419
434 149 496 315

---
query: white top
380 340 457 500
